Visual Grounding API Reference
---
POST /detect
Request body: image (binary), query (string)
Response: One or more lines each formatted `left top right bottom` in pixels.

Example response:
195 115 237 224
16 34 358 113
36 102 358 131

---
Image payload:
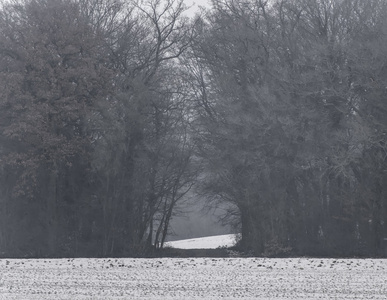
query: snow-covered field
165 233 237 249
1 257 387 299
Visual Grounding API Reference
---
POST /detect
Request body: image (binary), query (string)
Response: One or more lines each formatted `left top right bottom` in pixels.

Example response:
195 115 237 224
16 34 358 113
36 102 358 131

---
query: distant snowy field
1 257 387 299
165 233 237 249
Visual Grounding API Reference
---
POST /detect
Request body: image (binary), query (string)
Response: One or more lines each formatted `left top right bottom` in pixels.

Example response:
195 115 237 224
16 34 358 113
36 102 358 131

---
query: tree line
0 0 386 258
0 0 198 257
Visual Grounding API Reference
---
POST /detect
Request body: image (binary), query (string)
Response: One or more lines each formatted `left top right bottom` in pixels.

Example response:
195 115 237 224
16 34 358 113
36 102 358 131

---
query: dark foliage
1 0 387 258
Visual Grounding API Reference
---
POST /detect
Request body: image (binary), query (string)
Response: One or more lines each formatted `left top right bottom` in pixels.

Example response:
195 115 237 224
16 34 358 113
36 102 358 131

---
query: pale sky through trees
184 0 211 17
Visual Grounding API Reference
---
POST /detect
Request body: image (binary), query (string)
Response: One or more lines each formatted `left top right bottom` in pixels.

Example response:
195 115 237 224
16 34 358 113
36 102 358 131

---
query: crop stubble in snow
0 258 386 299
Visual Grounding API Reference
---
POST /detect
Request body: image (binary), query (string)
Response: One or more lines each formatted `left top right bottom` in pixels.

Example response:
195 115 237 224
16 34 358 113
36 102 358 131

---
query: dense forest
0 0 386 258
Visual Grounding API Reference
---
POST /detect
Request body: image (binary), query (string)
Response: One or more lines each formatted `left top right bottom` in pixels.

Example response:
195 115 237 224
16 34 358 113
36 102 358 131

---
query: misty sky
184 0 211 17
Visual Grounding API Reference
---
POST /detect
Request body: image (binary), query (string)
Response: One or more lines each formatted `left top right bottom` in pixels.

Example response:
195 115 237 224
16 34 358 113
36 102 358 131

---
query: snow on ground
1 257 387 299
165 234 237 249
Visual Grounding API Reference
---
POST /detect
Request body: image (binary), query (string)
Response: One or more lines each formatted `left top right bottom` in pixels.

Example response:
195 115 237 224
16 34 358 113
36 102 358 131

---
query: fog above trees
0 0 386 258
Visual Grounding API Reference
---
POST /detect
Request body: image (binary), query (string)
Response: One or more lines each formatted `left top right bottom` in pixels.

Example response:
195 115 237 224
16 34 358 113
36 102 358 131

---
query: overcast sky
184 0 211 17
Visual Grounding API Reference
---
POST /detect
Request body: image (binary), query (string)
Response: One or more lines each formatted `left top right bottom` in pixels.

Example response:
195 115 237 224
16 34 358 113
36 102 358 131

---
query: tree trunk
47 168 58 257
240 206 264 254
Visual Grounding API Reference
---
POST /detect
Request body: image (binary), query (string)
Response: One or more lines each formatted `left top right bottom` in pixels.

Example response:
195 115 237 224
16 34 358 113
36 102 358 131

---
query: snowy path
1 258 386 299
165 233 237 249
